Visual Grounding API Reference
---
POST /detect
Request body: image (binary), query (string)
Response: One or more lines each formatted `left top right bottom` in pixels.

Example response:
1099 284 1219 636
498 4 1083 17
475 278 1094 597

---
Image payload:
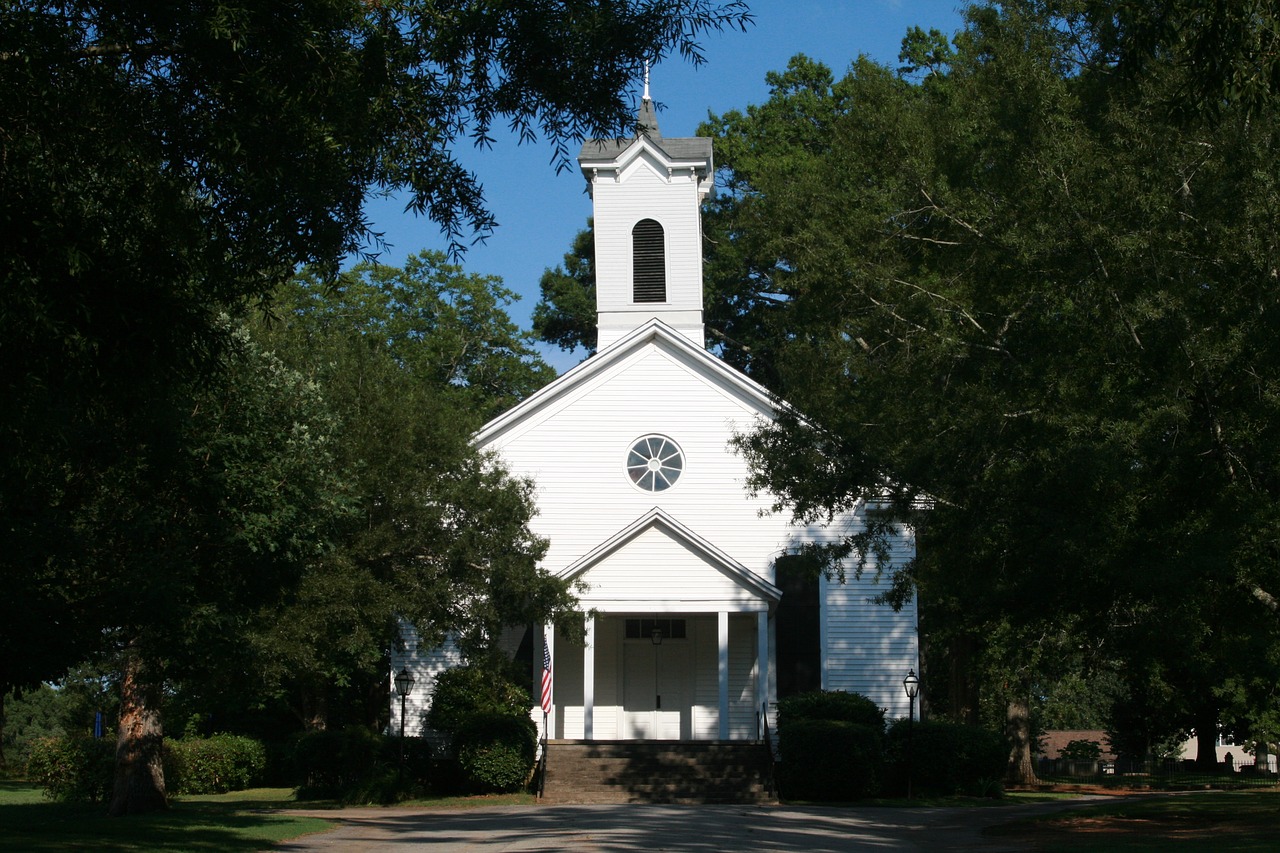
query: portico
542 508 779 741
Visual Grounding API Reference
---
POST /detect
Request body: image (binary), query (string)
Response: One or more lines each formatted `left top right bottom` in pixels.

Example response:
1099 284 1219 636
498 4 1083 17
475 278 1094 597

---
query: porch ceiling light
651 626 663 645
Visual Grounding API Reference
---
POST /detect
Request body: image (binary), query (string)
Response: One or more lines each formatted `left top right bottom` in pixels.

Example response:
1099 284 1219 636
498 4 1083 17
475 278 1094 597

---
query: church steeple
578 77 714 350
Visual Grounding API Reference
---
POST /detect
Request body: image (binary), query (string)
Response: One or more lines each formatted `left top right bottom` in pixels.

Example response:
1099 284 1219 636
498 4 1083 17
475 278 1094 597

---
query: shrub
166 734 266 794
292 726 432 803
453 713 536 793
884 720 1006 797
426 663 529 735
777 690 885 729
777 718 884 801
26 735 115 803
293 726 382 797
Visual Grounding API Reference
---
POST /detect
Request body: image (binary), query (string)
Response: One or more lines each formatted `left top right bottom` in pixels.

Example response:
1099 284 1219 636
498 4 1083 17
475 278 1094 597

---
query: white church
393 93 918 748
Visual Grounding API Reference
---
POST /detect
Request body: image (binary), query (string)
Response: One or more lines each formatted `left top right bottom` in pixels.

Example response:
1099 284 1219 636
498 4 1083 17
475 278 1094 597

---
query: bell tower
578 85 714 350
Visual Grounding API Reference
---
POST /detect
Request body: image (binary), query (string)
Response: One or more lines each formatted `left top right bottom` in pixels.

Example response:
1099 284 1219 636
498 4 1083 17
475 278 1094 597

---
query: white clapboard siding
593 143 706 349
579 525 761 608
821 528 919 720
390 625 461 740
481 339 798 586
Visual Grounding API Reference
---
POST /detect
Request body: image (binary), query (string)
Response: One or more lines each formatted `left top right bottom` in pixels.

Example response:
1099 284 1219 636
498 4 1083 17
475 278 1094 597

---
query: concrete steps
539 740 776 805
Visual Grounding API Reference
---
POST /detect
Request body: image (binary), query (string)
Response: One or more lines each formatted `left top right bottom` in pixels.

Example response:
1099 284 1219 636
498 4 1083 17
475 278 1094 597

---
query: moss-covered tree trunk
1005 695 1040 786
109 650 167 816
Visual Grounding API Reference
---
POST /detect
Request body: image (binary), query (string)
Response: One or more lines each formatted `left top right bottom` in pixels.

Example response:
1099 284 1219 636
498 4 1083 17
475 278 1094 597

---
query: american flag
540 642 553 715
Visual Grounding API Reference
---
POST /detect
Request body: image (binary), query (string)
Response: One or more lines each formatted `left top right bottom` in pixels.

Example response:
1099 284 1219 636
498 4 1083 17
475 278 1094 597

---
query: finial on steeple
637 61 660 138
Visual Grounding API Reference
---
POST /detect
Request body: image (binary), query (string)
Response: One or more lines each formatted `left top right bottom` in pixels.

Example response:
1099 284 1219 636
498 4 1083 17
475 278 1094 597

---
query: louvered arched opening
632 218 666 302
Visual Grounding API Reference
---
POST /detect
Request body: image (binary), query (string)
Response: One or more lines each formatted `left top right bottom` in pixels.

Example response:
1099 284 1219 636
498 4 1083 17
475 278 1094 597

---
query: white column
757 609 769 737
583 614 596 740
544 623 556 740
718 610 729 740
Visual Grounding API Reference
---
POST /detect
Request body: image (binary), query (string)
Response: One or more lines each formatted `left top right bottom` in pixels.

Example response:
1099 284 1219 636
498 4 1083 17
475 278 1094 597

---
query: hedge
777 719 884 801
777 690 885 728
884 719 1006 797
452 713 537 793
166 734 266 794
26 734 115 803
292 725 432 803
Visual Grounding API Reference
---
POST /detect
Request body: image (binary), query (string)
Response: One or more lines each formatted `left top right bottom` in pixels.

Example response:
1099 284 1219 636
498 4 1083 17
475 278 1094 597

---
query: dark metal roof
578 97 712 165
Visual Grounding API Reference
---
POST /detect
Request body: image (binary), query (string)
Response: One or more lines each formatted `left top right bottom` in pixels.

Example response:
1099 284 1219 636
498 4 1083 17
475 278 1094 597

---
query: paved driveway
274 798 1106 852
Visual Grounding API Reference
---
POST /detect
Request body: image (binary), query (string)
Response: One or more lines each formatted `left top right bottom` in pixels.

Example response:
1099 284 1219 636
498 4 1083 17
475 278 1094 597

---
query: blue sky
360 1 968 372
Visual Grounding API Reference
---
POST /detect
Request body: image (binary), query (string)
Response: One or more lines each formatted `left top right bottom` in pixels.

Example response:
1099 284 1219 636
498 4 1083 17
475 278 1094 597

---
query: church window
625 618 687 641
626 434 683 491
632 218 666 302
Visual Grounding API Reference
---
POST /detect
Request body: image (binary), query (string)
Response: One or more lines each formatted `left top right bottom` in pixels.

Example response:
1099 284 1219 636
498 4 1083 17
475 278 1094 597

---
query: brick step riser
541 742 776 805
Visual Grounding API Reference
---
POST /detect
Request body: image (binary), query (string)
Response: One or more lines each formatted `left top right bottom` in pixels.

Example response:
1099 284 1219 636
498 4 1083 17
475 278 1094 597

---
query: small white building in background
393 95 919 743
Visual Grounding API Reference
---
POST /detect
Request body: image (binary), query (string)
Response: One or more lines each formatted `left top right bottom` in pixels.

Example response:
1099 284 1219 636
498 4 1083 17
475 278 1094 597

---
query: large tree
1 0 749 812
0 0 751 696
95 328 346 815
247 254 576 732
700 1 1280 782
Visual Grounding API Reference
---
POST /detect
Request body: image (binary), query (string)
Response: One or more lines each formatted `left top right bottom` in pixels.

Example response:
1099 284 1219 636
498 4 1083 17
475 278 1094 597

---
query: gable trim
557 506 782 603
475 319 782 446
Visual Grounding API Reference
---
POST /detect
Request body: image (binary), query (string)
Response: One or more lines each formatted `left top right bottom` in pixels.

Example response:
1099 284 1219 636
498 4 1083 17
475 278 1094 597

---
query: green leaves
707 2 1280 752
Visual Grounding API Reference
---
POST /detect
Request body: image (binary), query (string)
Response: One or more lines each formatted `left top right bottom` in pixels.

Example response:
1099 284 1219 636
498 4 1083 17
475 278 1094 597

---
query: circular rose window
626 435 684 492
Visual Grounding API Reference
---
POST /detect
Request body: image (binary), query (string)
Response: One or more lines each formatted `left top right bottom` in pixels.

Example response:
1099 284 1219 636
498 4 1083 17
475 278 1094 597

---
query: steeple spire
637 61 660 139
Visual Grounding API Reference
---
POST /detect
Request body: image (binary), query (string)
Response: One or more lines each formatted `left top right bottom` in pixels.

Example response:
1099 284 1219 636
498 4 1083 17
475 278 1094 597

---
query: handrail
760 702 777 797
536 720 549 798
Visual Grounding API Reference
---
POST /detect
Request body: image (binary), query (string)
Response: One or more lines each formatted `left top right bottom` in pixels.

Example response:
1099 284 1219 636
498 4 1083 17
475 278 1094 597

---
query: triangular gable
558 507 782 607
475 319 782 448
579 134 713 199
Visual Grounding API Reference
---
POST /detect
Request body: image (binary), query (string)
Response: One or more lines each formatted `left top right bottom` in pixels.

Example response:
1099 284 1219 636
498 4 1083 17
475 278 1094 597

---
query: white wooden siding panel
579 525 757 604
483 348 806 588
391 623 461 740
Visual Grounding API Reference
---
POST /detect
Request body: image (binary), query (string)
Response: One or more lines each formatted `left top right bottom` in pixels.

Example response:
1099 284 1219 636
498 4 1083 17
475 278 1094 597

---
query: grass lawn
0 782 332 852
0 781 538 853
989 789 1280 852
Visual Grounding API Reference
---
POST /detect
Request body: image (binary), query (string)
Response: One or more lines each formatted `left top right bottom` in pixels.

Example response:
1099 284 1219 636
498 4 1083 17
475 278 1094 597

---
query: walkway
274 798 1108 852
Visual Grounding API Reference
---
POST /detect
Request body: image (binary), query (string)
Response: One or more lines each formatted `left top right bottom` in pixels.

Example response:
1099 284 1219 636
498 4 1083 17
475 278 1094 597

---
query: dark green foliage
1 0 750 704
165 734 266 795
426 663 531 735
292 726 382 799
533 223 598 355
292 726 431 803
26 735 114 803
246 263 576 731
777 690 885 728
885 720 1006 797
452 714 537 793
707 2 1280 782
776 720 884 801
1059 739 1103 762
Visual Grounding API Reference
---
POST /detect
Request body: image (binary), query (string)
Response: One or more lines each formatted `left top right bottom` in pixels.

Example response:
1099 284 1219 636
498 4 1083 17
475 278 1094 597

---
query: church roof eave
474 319 785 448
556 506 783 603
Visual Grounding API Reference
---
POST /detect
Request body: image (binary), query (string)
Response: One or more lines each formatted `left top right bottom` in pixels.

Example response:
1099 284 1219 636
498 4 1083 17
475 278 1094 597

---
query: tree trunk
948 635 980 725
1194 705 1219 771
301 687 328 732
1005 695 1040 786
109 651 167 816
0 691 7 774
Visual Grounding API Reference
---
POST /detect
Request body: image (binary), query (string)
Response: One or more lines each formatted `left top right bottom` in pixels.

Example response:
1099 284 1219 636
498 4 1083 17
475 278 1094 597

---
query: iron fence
1036 757 1280 787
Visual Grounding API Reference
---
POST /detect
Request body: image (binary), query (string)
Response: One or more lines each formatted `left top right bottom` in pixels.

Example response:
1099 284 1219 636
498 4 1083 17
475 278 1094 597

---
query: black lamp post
394 666 415 784
903 668 919 799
